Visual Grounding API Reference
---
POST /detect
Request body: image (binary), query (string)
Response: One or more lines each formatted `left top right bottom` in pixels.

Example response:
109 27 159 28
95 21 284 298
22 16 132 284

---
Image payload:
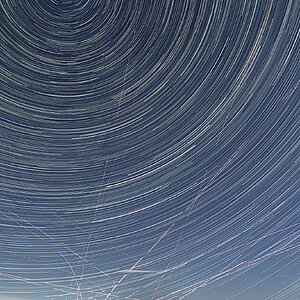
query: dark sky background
0 0 299 299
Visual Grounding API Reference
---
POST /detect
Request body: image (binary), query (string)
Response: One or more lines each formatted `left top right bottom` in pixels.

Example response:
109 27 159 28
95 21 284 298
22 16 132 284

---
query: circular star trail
0 0 299 299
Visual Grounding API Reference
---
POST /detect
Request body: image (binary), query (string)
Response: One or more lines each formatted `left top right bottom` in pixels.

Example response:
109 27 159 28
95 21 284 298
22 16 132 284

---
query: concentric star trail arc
0 0 299 299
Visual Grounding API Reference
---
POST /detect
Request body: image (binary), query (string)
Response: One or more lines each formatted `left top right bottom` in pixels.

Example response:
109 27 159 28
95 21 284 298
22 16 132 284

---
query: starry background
0 0 299 299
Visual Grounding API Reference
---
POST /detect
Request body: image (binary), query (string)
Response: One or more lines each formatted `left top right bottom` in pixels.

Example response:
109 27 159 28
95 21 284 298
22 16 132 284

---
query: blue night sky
0 0 299 299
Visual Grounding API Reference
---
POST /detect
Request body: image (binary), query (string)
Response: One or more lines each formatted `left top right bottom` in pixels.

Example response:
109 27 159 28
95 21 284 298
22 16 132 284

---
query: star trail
0 0 299 299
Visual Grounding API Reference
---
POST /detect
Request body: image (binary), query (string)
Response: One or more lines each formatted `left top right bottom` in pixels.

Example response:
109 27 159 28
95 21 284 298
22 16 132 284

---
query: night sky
0 0 299 299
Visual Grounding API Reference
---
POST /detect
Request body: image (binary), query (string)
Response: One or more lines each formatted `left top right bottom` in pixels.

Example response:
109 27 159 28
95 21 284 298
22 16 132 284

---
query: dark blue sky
0 0 299 299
